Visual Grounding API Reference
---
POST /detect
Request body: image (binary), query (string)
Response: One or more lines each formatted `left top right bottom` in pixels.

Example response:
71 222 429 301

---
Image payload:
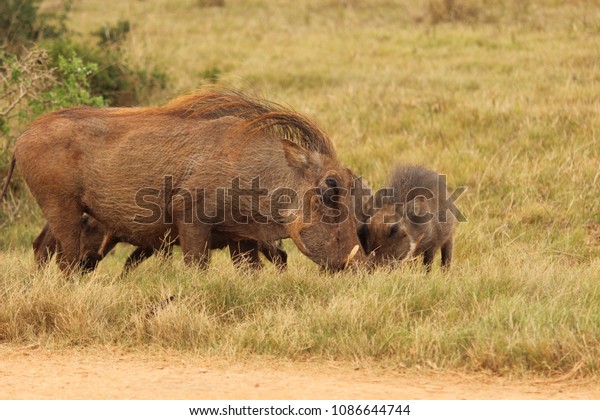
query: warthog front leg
177 222 211 268
229 240 263 270
260 241 287 270
422 247 436 272
122 245 174 273
123 247 155 272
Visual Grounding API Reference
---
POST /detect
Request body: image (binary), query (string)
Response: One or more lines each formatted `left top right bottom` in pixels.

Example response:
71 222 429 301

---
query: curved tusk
345 244 360 267
98 233 113 257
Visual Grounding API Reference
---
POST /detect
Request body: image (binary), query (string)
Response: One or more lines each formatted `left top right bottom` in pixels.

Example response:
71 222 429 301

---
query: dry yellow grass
1 0 599 375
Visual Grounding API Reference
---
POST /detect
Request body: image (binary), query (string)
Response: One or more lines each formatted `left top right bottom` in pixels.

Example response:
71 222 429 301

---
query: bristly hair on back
164 87 337 159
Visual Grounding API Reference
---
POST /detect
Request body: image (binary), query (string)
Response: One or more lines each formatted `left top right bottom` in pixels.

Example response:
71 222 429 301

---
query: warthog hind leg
33 224 58 267
441 238 453 269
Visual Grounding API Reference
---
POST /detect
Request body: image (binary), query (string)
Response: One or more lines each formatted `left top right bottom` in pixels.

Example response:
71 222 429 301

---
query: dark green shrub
2 1 167 106
45 21 167 106
200 66 222 83
0 49 104 202
30 54 105 112
1 1 168 201
0 0 71 51
92 19 130 46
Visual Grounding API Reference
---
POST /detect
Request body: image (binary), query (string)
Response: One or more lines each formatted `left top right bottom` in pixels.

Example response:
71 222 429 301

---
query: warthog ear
282 140 310 170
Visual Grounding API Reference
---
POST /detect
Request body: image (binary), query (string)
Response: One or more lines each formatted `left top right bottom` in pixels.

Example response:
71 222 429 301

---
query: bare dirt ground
0 345 598 400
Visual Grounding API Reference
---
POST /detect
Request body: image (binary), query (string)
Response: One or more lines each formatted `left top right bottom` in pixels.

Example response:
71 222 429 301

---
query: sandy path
0 346 597 399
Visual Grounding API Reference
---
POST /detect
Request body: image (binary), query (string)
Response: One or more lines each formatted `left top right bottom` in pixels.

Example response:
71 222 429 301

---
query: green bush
200 66 222 83
0 49 104 137
0 49 104 202
92 19 130 46
31 54 105 112
1 1 167 204
2 1 167 106
46 22 167 106
0 0 71 51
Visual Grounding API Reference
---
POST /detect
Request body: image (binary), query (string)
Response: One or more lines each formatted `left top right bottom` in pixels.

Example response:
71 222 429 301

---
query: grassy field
1 0 599 375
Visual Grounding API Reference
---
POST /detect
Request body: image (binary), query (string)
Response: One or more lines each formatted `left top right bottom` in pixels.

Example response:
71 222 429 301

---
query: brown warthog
359 164 456 269
15 90 365 272
33 216 287 273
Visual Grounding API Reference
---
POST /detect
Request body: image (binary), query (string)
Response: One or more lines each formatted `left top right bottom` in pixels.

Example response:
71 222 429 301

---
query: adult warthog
15 90 366 272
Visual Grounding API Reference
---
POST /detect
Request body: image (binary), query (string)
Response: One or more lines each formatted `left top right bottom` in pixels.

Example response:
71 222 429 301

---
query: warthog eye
325 177 338 189
320 176 341 207
389 224 399 237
